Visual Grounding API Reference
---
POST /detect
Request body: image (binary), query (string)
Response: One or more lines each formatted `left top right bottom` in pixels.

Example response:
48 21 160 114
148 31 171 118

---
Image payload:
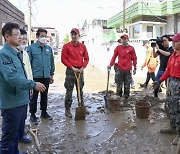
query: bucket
135 101 151 119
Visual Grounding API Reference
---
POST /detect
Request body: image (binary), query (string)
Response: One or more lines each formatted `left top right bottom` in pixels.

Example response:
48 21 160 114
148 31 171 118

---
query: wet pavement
1 55 178 154
19 91 177 154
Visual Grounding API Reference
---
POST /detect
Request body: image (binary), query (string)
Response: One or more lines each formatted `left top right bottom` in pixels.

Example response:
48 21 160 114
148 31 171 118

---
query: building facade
107 0 180 40
0 0 25 45
31 27 59 47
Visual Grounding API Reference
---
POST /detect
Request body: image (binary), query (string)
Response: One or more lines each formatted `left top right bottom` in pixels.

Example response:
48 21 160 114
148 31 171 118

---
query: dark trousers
64 68 84 109
154 70 165 97
1 105 27 153
144 72 155 85
19 112 27 139
116 69 131 98
29 78 50 114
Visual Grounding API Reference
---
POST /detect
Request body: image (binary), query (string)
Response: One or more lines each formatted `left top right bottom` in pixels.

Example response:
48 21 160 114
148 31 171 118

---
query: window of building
147 26 153 38
133 24 140 38
51 33 55 37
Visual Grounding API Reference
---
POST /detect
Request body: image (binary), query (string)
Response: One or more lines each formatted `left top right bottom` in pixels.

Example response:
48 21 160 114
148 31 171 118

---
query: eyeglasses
11 33 21 36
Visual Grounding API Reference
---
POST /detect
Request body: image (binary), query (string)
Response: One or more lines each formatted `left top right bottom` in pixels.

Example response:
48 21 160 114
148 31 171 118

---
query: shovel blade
75 106 86 121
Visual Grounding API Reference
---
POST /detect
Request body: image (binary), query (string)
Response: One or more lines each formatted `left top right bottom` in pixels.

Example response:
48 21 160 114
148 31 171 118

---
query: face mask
39 37 46 44
17 45 26 51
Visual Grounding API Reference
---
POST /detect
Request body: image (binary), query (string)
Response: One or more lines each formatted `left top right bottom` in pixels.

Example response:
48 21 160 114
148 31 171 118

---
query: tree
63 33 70 44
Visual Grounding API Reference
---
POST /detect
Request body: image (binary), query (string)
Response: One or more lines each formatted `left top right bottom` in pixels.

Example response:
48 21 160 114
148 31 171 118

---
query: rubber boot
172 134 179 146
65 109 72 118
0 142 15 154
123 97 130 107
159 127 176 134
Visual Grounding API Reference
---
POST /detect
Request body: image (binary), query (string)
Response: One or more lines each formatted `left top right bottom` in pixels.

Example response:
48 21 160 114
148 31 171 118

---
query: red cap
121 34 129 39
169 33 180 41
71 28 80 35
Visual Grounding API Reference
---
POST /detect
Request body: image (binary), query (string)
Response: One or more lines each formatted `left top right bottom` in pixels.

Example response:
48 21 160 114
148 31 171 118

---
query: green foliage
63 33 70 43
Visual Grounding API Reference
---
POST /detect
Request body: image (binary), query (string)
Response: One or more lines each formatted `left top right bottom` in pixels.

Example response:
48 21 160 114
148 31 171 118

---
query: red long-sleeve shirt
160 51 180 81
61 41 89 69
110 45 137 71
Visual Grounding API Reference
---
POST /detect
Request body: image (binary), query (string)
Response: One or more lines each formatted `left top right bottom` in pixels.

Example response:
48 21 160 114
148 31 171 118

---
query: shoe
159 87 162 92
159 127 176 134
65 109 72 118
140 83 147 88
30 114 38 125
131 85 135 89
172 134 179 145
19 135 32 144
41 112 53 120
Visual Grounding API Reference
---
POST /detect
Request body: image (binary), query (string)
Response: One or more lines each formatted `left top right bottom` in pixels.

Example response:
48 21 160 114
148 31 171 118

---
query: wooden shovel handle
74 72 81 104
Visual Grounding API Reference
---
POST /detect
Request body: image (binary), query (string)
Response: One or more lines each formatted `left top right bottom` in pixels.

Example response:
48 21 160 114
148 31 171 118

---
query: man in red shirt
108 34 137 105
154 33 180 145
61 28 89 118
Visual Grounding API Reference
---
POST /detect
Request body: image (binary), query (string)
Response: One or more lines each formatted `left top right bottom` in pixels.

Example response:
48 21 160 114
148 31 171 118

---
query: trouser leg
40 78 50 113
116 69 123 97
145 72 150 85
64 68 75 109
124 71 131 98
1 105 27 154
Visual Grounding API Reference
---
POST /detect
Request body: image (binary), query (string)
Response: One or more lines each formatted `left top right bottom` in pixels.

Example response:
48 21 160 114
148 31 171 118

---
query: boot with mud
65 109 72 118
140 83 147 88
159 127 176 134
123 97 130 107
172 134 179 146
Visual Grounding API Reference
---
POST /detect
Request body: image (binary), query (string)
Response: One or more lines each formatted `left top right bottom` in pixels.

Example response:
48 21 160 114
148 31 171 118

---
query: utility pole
28 0 32 45
123 0 126 31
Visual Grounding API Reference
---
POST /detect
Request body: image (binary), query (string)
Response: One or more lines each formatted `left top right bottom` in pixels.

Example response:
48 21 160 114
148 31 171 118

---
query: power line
31 13 40 26
32 0 38 14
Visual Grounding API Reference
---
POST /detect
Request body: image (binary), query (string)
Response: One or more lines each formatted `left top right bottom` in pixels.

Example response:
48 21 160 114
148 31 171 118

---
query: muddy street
10 56 178 153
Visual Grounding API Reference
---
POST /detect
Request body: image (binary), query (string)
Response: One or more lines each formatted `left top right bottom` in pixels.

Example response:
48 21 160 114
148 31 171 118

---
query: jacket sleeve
61 44 73 68
131 47 137 68
82 45 89 68
50 49 55 75
160 57 171 81
142 50 150 68
0 54 36 90
110 47 118 66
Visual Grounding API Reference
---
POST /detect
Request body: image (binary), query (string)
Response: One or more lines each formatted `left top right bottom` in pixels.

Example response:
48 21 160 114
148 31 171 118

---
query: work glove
153 81 161 89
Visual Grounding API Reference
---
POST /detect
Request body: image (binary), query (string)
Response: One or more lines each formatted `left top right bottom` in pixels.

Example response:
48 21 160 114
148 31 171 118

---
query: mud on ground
1 56 178 154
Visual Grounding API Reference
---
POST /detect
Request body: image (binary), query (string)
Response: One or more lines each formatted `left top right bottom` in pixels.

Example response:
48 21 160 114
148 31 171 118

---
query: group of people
0 23 88 153
0 21 179 153
108 33 180 146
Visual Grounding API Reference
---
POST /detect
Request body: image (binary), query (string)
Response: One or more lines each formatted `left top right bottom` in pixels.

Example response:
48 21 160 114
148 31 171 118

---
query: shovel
74 72 86 121
104 68 110 108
